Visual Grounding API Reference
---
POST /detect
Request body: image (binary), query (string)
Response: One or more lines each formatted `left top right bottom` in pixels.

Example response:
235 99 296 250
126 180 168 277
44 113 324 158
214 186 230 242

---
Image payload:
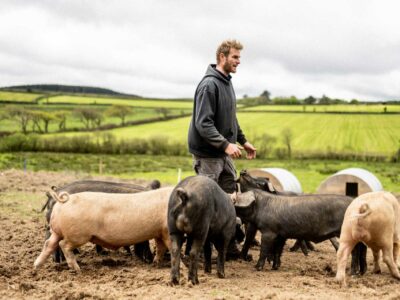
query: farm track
1 170 400 299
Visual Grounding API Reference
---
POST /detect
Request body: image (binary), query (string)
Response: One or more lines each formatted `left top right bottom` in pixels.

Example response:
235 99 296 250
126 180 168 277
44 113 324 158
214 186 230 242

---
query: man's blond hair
216 39 243 63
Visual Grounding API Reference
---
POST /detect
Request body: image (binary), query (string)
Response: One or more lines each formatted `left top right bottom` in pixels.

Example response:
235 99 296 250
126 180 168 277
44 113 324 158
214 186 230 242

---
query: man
188 39 256 259
188 39 256 193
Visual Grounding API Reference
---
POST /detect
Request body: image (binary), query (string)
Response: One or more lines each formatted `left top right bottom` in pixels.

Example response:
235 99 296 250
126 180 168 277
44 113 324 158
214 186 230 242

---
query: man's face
221 48 241 74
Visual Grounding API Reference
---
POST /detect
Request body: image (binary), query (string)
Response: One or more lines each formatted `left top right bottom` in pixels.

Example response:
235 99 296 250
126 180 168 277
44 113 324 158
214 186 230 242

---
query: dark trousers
192 155 237 193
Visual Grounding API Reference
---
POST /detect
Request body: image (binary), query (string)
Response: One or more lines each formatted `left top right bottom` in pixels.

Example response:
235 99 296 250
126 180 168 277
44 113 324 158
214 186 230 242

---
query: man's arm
194 88 229 150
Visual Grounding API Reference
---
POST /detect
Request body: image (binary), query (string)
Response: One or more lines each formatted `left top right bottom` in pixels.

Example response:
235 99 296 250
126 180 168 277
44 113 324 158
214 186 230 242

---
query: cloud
0 0 399 100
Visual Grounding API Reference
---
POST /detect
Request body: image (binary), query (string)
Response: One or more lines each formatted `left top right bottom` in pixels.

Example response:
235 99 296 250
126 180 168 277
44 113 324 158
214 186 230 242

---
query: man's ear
218 52 226 63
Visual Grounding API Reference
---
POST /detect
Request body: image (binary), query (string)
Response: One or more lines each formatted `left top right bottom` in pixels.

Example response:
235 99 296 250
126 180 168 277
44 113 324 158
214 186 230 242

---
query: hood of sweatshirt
204 64 231 84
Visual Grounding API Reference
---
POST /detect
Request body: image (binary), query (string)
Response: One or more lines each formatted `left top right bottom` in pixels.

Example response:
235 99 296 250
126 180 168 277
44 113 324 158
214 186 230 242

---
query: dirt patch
1 170 400 299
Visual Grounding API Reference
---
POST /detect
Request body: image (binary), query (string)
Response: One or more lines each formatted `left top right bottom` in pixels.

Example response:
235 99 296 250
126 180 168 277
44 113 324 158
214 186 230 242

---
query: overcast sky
0 1 399 101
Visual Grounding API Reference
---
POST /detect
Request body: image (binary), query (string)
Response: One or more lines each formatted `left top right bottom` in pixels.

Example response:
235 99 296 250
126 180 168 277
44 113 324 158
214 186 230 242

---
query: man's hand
243 142 256 159
225 143 242 159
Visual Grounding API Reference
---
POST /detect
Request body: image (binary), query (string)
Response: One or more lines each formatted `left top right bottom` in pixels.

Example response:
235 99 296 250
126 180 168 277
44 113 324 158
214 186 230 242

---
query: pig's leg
214 237 229 279
154 238 168 266
299 240 309 256
330 238 339 251
305 241 315 251
272 237 286 270
170 233 184 285
188 238 203 285
95 245 108 255
335 242 355 287
123 246 132 255
134 241 153 263
393 242 400 267
34 233 62 269
241 223 257 261
256 231 277 271
203 238 212 274
59 240 80 272
382 246 400 280
359 243 368 275
372 248 381 274
350 244 361 275
289 239 301 252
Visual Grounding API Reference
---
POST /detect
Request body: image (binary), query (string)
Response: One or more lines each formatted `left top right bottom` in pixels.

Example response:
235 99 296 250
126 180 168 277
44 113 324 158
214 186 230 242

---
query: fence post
99 159 105 175
177 168 182 183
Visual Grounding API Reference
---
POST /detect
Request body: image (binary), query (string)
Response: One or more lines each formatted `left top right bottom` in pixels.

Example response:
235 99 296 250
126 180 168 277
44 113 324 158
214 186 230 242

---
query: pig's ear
176 187 188 205
234 191 256 208
267 182 276 193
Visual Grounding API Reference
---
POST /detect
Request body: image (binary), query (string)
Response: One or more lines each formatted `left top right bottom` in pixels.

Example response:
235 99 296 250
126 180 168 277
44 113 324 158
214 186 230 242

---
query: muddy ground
1 169 400 299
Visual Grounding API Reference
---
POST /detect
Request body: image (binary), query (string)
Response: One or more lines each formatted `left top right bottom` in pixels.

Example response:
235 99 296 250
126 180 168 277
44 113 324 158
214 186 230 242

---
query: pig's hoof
241 254 253 261
217 271 225 278
169 280 179 286
204 266 211 273
373 269 381 274
255 264 263 271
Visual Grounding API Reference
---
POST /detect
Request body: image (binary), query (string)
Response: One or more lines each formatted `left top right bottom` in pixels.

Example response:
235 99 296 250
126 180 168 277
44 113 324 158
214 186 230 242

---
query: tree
40 111 56 133
319 94 331 105
75 108 103 129
30 111 44 133
260 90 271 103
54 111 68 131
156 108 170 118
304 96 316 105
350 99 359 105
282 128 293 159
5 106 31 134
106 105 133 125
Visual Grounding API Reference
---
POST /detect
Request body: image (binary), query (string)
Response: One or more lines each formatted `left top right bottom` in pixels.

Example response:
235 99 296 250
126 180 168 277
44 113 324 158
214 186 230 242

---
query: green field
0 104 188 133
1 152 398 193
241 104 400 113
40 95 194 109
44 112 400 156
0 91 43 102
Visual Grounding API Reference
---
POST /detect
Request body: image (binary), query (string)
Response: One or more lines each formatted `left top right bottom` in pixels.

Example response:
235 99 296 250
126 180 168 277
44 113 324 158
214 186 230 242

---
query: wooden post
99 159 105 175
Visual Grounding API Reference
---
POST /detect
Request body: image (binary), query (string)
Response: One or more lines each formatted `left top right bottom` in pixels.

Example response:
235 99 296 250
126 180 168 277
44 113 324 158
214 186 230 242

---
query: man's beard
223 61 234 74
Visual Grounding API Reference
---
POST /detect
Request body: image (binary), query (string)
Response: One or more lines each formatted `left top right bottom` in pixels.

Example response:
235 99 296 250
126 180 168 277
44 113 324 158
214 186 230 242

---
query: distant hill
0 84 141 98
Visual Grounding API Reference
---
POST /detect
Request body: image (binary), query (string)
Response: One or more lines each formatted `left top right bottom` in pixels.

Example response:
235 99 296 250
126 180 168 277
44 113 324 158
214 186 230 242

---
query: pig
237 169 367 275
336 191 400 287
168 176 236 285
34 187 173 271
237 169 338 255
237 170 316 256
233 189 354 271
41 180 156 263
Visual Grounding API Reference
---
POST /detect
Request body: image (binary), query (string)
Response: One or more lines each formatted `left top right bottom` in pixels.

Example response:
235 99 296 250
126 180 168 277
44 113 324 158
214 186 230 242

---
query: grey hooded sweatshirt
188 64 247 158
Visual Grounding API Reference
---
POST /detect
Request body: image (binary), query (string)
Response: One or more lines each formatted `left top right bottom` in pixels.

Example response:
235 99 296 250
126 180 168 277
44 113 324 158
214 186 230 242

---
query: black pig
233 189 354 271
168 176 236 285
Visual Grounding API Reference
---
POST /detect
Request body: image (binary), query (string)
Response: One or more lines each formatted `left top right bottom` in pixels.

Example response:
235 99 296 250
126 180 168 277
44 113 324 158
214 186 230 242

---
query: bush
0 133 40 152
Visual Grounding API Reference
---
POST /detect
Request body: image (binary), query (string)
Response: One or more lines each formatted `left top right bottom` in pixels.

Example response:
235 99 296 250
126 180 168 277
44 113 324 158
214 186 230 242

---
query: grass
43 112 400 156
0 91 43 102
0 105 189 133
40 95 194 109
241 104 400 113
0 152 399 193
